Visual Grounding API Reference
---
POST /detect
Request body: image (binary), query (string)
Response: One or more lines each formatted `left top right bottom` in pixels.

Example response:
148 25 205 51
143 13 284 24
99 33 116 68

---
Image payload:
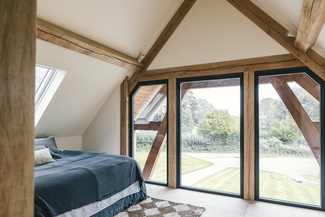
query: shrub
136 131 158 151
260 137 312 156
269 117 300 143
181 133 240 153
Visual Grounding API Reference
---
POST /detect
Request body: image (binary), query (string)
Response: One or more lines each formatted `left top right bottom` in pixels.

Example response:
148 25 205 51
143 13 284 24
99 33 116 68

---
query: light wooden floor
146 184 325 217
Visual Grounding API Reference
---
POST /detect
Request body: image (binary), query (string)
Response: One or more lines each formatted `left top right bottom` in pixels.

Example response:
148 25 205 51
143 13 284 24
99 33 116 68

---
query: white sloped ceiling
35 0 182 137
36 0 324 139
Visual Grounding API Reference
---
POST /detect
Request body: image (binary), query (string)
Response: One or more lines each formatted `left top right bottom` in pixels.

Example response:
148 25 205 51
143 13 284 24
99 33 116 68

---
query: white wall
55 136 82 150
82 85 120 154
80 0 289 154
148 0 287 70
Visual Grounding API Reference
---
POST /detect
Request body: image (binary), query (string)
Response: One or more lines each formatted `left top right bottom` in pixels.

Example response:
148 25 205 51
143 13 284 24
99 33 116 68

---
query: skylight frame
35 64 58 109
34 64 66 126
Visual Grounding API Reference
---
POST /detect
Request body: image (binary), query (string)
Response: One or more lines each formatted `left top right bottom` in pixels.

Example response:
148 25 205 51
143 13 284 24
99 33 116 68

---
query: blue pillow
50 151 61 159
34 143 61 159
34 144 47 151
35 136 60 153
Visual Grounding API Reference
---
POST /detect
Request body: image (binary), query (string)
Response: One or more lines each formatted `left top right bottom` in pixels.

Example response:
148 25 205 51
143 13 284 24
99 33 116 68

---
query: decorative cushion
35 136 60 153
34 148 55 166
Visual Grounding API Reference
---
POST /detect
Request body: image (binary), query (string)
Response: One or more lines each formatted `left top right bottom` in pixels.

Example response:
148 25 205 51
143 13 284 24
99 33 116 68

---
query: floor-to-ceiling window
129 64 325 210
130 81 168 184
177 74 243 196
256 67 324 209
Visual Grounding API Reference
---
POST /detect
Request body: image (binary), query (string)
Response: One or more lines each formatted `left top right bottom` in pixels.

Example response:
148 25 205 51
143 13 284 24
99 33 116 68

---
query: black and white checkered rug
114 197 205 217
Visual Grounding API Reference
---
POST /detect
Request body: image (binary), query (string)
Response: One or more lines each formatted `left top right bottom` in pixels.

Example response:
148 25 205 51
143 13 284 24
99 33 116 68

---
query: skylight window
35 65 57 107
34 64 66 126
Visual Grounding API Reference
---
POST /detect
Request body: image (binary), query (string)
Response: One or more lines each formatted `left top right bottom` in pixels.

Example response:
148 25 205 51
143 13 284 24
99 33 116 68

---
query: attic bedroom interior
1 0 325 216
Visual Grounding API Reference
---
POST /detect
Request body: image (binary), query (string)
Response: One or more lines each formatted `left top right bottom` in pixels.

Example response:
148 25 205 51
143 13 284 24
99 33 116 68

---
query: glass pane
180 78 241 195
132 84 167 184
35 65 49 92
35 65 58 107
258 73 321 207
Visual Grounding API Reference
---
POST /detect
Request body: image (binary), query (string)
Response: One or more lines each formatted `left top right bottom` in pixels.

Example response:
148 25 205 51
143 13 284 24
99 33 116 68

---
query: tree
181 90 215 133
181 103 196 133
291 84 319 122
195 98 215 124
259 97 289 130
197 109 240 146
269 117 301 143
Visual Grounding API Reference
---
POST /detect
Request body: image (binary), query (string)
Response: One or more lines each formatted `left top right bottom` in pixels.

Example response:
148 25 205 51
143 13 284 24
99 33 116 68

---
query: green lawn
181 154 213 174
259 170 320 206
193 167 320 206
192 167 240 194
135 153 320 206
302 174 320 182
135 152 213 182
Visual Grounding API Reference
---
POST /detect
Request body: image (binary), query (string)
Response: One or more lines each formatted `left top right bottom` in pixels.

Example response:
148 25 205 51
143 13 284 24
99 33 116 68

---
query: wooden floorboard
146 184 325 217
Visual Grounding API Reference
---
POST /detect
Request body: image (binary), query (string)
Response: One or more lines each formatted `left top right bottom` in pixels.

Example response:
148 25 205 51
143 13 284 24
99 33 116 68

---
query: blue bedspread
34 150 147 217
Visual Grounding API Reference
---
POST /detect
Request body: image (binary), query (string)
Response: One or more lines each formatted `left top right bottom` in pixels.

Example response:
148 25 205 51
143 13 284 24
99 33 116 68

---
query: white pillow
34 148 55 166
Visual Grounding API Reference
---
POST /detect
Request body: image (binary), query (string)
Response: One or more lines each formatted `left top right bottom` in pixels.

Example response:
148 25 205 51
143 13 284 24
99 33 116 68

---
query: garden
134 85 320 206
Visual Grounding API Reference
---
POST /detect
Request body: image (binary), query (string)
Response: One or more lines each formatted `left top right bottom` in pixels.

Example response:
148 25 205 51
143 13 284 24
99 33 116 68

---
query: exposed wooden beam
142 115 167 179
184 74 308 90
128 0 197 93
259 74 304 84
133 85 164 120
136 85 167 122
296 73 320 101
140 54 303 82
295 0 325 53
181 73 319 104
120 77 129 156
0 0 36 215
141 82 185 184
259 73 320 101
271 79 320 165
37 18 143 72
227 0 325 81
181 79 240 90
134 122 162 131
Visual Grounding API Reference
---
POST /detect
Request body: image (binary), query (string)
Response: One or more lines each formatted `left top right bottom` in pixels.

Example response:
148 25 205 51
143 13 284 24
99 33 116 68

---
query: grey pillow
34 148 55 166
35 136 59 153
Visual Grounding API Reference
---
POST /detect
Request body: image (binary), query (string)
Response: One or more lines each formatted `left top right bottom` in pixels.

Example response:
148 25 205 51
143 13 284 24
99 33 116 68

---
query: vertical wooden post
0 0 36 216
120 77 129 156
168 78 177 188
243 71 255 200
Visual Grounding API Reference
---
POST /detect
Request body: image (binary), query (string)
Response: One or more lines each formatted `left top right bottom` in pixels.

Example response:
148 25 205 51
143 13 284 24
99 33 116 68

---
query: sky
192 86 241 116
191 84 283 116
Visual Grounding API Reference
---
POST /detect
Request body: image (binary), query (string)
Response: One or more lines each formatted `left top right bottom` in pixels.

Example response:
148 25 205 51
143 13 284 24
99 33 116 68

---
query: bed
34 137 148 217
